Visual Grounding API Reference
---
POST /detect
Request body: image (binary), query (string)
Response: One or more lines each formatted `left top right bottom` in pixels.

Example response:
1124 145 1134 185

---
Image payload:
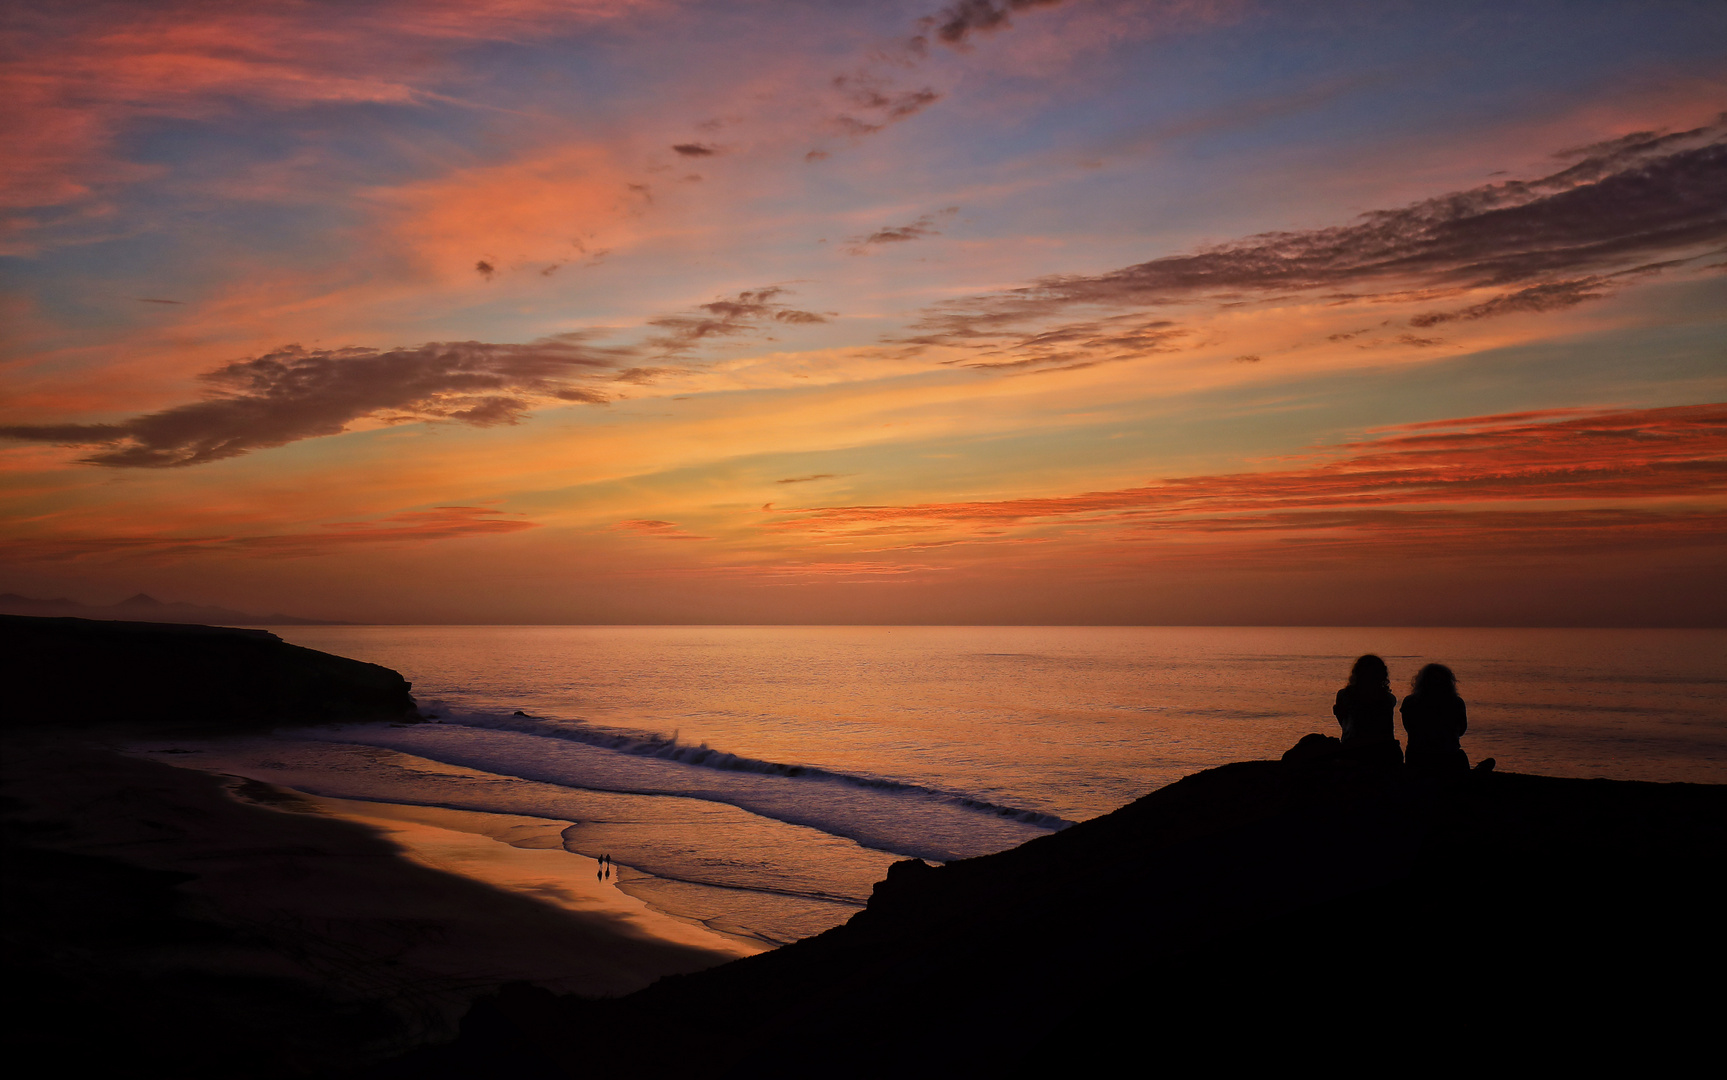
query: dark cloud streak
0 336 630 467
805 1 1066 157
845 207 957 254
915 313 1189 373
1048 124 1722 302
4 282 838 467
828 78 942 138
644 287 829 354
1409 278 1608 327
922 0 1069 48
910 120 1727 370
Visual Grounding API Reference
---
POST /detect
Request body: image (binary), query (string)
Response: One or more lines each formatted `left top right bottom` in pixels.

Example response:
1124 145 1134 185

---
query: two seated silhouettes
1332 654 1492 773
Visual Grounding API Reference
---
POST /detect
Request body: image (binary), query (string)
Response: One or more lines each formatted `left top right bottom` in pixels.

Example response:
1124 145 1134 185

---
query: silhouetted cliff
392 753 1725 1076
2 614 415 729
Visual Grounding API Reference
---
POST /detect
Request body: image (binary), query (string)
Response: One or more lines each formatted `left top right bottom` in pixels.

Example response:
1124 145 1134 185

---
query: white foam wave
323 711 1068 863
456 708 1075 830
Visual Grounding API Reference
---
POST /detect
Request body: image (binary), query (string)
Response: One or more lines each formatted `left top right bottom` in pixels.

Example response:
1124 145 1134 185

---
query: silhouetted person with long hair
1401 663 1469 774
1333 654 1402 766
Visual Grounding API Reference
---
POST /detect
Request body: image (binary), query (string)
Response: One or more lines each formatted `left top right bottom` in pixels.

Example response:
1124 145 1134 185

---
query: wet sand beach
216 776 770 959
2 733 755 1076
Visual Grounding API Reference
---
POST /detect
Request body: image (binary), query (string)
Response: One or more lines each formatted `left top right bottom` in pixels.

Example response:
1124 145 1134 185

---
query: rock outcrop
1 614 415 729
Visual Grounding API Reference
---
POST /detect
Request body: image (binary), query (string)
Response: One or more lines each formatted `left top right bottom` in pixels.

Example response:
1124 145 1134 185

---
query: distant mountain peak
0 592 345 626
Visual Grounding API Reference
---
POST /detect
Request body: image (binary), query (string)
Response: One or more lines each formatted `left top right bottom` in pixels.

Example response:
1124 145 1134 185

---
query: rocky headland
2 613 413 730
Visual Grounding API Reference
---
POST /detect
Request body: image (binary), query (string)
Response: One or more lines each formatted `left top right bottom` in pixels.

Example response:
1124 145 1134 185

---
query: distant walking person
1401 663 1469 774
1333 654 1402 765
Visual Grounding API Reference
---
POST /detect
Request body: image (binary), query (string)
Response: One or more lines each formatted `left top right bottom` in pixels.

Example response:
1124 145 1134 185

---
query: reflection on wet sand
226 780 767 960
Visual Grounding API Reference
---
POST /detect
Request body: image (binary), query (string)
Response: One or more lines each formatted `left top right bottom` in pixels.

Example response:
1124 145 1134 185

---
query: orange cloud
1105 508 1727 568
0 505 535 563
768 403 1727 535
613 519 710 540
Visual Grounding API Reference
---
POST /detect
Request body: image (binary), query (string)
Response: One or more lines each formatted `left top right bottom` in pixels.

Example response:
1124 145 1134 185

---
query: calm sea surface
150 626 1726 945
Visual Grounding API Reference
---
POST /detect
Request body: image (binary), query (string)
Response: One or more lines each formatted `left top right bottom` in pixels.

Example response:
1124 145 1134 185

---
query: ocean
139 626 1726 947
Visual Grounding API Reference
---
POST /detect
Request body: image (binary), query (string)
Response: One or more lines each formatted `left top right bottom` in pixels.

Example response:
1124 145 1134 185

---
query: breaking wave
445 706 1074 831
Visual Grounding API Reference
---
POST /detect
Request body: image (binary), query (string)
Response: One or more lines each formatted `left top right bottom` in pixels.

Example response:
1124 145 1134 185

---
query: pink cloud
0 0 655 248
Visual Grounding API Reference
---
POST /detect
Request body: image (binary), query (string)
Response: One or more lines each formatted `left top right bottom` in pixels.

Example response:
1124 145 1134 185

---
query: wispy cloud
613 519 709 540
1405 266 1672 327
908 120 1727 370
0 336 630 467
930 314 1188 373
804 0 1072 156
921 0 1072 49
845 207 958 254
770 404 1727 532
827 77 943 138
1 284 838 467
644 287 830 355
1107 507 1727 569
0 505 537 563
1 0 650 251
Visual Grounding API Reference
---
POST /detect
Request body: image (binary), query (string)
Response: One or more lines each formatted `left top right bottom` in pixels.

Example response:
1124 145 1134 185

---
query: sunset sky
2 0 1723 625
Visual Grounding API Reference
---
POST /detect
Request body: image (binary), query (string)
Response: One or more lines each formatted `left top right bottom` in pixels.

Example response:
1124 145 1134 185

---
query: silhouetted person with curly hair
1401 663 1469 774
1333 654 1402 766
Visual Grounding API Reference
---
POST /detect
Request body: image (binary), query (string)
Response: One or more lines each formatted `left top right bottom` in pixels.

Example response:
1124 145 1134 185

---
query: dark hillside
395 755 1725 1075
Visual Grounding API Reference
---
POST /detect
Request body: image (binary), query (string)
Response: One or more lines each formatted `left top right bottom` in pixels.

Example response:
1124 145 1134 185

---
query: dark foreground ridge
2 613 416 729
391 753 1724 1077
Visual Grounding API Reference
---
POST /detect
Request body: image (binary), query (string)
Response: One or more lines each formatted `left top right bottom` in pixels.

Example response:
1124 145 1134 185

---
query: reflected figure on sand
1402 663 1469 774
1332 654 1403 766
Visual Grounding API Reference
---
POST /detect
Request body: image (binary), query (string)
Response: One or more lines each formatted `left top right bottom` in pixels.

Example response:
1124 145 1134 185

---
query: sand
217 776 769 959
1 733 755 1073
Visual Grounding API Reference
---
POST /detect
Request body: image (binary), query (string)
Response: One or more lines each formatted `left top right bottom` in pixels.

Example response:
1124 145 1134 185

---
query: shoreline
2 732 756 1074
210 770 772 958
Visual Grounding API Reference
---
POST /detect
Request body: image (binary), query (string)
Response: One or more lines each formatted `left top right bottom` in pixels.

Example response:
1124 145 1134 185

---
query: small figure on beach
1333 654 1402 766
1401 663 1469 774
